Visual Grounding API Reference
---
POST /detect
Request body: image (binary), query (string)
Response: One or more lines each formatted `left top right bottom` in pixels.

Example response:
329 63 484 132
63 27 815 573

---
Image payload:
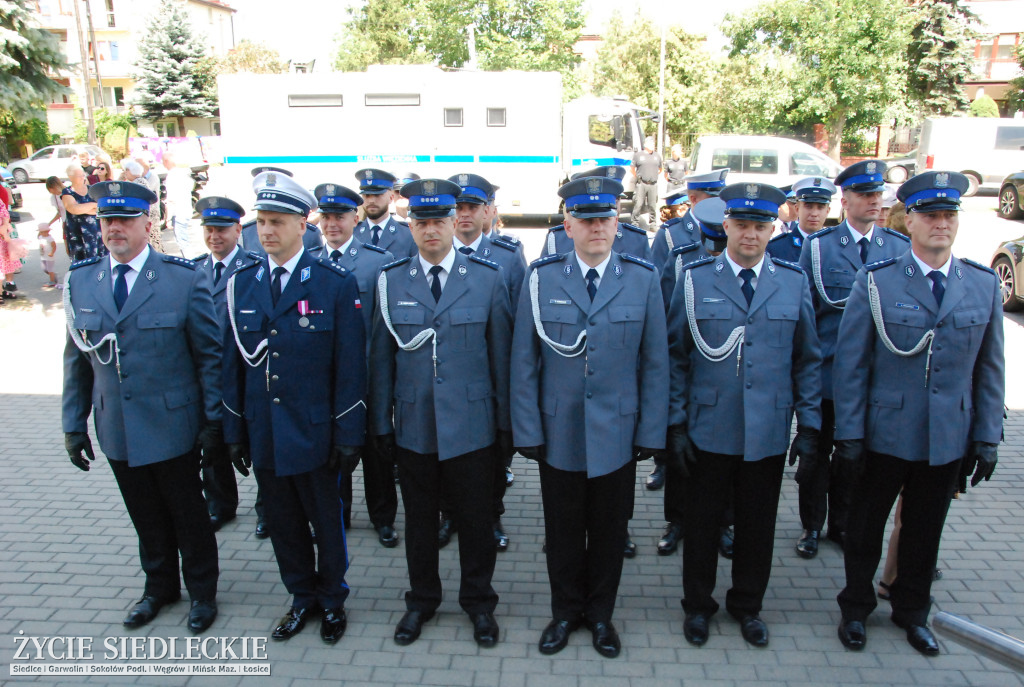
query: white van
916 117 1024 196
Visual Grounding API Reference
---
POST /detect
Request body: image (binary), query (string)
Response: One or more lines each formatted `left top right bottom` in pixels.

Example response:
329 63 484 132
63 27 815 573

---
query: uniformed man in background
667 182 821 648
511 175 668 659
796 160 910 558
369 178 512 649
630 136 662 231
314 181 399 549
63 180 222 634
664 144 688 193
354 168 417 257
766 177 836 265
650 169 729 274
222 172 366 645
393 171 420 220
240 166 323 256
834 171 1004 656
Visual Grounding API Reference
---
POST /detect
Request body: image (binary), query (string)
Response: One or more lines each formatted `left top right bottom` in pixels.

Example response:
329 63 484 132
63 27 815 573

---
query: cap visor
569 208 617 219
360 188 390 195
797 197 831 205
98 209 146 218
317 205 357 213
910 200 961 212
845 182 886 193
456 196 487 205
408 208 455 219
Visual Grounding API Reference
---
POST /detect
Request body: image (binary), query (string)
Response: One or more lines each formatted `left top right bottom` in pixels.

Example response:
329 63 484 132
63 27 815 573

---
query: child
37 223 59 289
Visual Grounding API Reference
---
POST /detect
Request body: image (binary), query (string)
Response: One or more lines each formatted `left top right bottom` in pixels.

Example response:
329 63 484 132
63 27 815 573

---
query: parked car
0 165 23 210
7 144 104 183
991 235 1024 311
916 117 1024 196
997 171 1024 220
883 148 917 183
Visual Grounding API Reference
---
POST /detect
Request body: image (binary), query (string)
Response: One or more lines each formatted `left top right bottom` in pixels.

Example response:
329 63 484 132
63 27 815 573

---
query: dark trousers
682 450 785 618
108 452 218 602
202 459 239 519
256 464 350 610
630 181 659 231
492 448 512 518
338 440 398 528
395 446 498 615
797 399 847 532
838 452 960 626
539 460 635 624
664 461 734 528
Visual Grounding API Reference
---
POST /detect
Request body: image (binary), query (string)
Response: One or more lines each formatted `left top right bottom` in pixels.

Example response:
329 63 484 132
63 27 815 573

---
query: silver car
8 144 104 183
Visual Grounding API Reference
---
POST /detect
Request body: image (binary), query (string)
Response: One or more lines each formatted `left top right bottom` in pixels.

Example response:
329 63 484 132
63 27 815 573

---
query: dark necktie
330 249 342 263
271 266 287 307
372 226 381 246
213 262 225 286
586 268 598 301
739 268 755 306
429 265 443 303
113 263 130 312
928 271 945 307
858 236 869 264
458 246 474 255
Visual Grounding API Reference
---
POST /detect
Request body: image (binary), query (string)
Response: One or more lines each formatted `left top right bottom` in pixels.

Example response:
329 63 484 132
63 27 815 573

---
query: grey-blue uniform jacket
241 220 323 256
355 216 417 258
650 212 701 275
478 233 527 313
196 248 264 335
369 251 513 460
797 222 909 398
510 251 669 478
667 254 822 460
62 251 223 466
541 222 651 261
222 251 367 476
766 226 807 264
660 241 712 312
833 253 1004 465
327 241 393 354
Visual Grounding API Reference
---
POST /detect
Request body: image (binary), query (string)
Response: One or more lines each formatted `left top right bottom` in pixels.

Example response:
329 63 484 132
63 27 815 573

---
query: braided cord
811 237 850 308
529 269 587 357
377 270 439 374
684 269 744 372
63 271 121 377
867 271 934 386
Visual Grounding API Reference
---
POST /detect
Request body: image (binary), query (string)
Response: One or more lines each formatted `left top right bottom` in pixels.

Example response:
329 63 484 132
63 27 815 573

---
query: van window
689 142 701 171
995 127 1024 151
791 152 832 176
711 147 741 172
588 115 615 148
745 149 778 174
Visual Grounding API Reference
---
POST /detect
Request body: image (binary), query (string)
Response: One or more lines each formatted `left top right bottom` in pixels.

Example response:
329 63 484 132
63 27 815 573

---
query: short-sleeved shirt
665 158 687 184
632 151 662 184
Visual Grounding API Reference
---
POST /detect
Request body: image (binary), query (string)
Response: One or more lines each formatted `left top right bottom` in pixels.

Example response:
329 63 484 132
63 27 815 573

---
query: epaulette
767 232 789 244
961 257 995 275
530 253 566 269
305 223 319 231
381 256 412 271
770 257 804 273
884 227 910 242
162 255 197 270
234 260 261 274
661 217 684 230
469 254 500 270
620 254 655 270
68 255 103 271
192 253 210 262
241 218 256 229
548 224 565 233
807 226 835 240
620 222 646 235
490 235 520 252
361 243 389 254
683 256 715 271
865 257 897 272
246 250 263 260
317 258 349 276
671 242 700 257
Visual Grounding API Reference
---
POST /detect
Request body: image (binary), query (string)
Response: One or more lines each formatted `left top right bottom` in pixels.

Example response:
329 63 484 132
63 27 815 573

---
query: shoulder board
961 257 995 275
620 254 655 270
490 235 520 251
361 243 389 255
234 259 261 274
865 257 897 272
548 224 565 233
807 226 835 240
671 242 700 256
162 255 197 270
770 257 804 273
767 232 789 244
469 255 500 270
620 222 646 235
192 253 210 262
68 255 103 271
382 256 412 271
682 256 715 271
530 253 566 269
316 258 349 276
661 217 684 230
246 250 263 261
883 227 910 242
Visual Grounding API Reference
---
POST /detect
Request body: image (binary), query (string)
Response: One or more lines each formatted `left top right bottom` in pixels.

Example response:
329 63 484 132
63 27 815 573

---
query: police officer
314 182 399 548
368 178 512 649
393 171 420 220
834 171 1004 656
511 175 669 659
354 168 417 257
240 166 324 256
664 144 688 193
542 166 650 260
650 169 729 274
630 136 662 231
222 172 366 645
667 182 822 648
796 160 910 558
766 177 837 264
193 195 263 533
63 180 222 634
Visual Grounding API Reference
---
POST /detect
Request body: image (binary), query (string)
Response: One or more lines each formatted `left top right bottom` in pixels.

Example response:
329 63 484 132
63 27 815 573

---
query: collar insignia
767 261 775 274
146 269 155 281
409 267 417 278
564 263 573 276
955 264 963 279
256 266 265 281
389 225 395 233
483 248 490 256
614 263 622 276
840 235 849 246
905 265 915 277
715 262 724 273
97 270 105 282
458 264 467 277
876 236 883 246
350 248 358 257
236 259 243 267
300 266 311 282
616 230 622 238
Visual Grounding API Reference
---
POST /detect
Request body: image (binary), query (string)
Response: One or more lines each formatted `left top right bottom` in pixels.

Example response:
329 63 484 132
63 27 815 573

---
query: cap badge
108 182 121 197
935 172 949 188
209 197 219 208
866 162 876 174
905 265 915 277
459 174 469 186
586 178 602 194
458 264 467 277
745 184 759 199
326 184 336 195
814 178 822 186
840 235 849 246
266 173 277 187
422 180 436 195
366 170 374 180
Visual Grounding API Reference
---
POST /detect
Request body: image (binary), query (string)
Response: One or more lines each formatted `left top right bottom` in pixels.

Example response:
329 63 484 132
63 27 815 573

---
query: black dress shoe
438 516 456 549
254 520 269 539
738 615 769 647
209 513 235 532
272 607 315 640
624 532 637 559
587 620 621 658
658 522 682 556
394 609 434 646
505 466 515 487
683 613 710 646
470 612 499 647
320 607 347 644
719 526 735 559
188 600 217 634
796 529 819 559
539 618 579 655
377 524 399 548
838 618 866 650
892 617 939 655
123 593 180 628
494 520 509 552
646 464 666 490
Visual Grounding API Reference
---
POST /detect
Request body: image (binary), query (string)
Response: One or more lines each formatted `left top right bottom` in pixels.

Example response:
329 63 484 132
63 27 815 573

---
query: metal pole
72 0 97 144
84 0 106 108
658 24 666 153
933 612 1024 673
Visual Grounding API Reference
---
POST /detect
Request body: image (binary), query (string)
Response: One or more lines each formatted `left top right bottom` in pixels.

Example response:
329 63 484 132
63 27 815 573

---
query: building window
287 94 342 107
105 0 115 27
213 121 221 136
444 108 463 127
155 122 178 137
487 107 506 127
365 93 420 106
113 86 124 106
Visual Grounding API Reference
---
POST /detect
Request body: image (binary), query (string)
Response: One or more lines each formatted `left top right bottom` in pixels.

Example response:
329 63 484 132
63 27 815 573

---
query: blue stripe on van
478 155 558 163
570 157 632 167
433 155 475 163
224 154 559 165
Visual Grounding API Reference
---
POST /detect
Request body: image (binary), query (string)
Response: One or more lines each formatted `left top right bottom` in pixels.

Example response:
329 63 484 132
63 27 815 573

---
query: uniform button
310 325 315 330
932 388 938 394
745 383 752 389
937 322 944 328
117 326 125 334
746 361 752 367
936 345 942 351
590 319 596 325
434 320 441 327
933 367 940 372
436 378 444 384
589 346 596 352
273 397 280 404
270 329 278 336
243 326 248 331
747 317 753 324
272 352 279 358
123 393 131 400
271 375 279 381
746 341 752 346
587 369 594 376
586 392 593 399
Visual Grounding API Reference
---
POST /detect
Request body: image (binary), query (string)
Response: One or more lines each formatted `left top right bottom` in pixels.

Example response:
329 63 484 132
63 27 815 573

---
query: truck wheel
963 172 981 197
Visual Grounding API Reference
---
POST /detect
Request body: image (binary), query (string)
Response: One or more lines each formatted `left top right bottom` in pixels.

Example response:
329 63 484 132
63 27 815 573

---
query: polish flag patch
354 299 362 309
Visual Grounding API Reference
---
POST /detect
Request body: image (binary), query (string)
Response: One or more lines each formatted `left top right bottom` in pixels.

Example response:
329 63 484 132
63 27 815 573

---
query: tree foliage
968 93 1000 117
73 108 137 157
1006 43 1024 115
219 39 287 75
0 0 70 120
906 0 977 116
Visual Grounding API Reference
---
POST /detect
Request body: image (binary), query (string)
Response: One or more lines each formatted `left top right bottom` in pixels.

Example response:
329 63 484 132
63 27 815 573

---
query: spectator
37 222 59 288
887 201 908 236
61 165 104 260
77 150 96 176
162 152 194 254
89 160 115 185
122 160 164 251
45 176 73 257
0 195 26 302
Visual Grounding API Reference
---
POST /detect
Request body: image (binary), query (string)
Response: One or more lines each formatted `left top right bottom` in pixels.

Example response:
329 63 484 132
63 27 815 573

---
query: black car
991 236 1024 311
883 149 917 184
997 171 1024 220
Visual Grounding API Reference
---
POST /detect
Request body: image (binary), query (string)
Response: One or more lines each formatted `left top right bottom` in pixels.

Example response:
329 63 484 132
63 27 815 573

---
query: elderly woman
61 164 104 260
121 160 164 251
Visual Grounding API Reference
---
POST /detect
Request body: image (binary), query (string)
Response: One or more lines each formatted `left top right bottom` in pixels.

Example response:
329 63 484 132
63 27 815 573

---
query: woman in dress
61 165 104 260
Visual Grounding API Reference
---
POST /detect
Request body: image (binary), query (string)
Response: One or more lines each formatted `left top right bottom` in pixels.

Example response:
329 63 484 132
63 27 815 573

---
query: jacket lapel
747 255 778 316
838 223 865 271
711 254 750 312
91 261 120 321
901 253 938 315
558 256 592 317
935 257 965 322
116 252 159 322
433 252 470 317
588 253 624 316
403 257 436 310
271 251 314 319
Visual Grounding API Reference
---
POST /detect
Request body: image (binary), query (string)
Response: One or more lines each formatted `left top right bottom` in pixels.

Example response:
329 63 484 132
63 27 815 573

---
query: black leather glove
516 445 546 462
65 431 96 471
372 433 395 461
329 444 362 472
633 446 661 462
833 439 865 480
227 443 251 477
961 441 998 488
496 430 514 463
197 420 226 469
788 426 820 485
667 424 697 478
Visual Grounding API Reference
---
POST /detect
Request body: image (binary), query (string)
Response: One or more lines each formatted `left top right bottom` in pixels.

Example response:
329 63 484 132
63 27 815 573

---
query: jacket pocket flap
690 387 717 406
165 388 197 409
883 307 928 327
694 303 731 320
619 396 639 415
467 381 495 401
766 304 799 321
541 396 557 416
394 385 416 403
540 306 579 324
74 312 102 331
869 389 904 409
392 308 425 325
451 306 488 324
953 308 989 328
138 311 178 329
609 305 644 323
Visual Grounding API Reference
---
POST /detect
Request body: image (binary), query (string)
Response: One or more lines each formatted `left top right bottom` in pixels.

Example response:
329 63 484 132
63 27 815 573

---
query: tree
724 0 913 161
1005 43 1024 115
333 0 430 71
906 0 978 116
220 40 287 75
0 0 70 120
130 0 214 135
969 92 1000 117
